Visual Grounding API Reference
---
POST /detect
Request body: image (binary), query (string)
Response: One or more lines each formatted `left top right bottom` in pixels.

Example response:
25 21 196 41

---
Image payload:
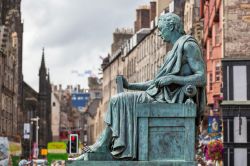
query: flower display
205 140 224 161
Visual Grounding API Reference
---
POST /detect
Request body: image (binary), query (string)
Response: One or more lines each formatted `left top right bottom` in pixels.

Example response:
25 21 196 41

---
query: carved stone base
83 152 113 161
67 103 197 165
66 160 196 166
137 103 196 162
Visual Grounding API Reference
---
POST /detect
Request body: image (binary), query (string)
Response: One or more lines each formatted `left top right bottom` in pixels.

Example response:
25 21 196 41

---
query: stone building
156 0 171 17
51 87 61 141
0 0 23 149
184 0 203 44
122 27 168 83
80 77 102 145
51 84 92 143
111 28 133 56
224 1 250 59
221 0 250 165
51 85 72 141
202 0 223 110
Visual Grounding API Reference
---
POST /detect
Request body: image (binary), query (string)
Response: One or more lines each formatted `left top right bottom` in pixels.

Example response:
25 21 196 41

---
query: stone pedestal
137 103 196 163
67 103 197 166
67 160 196 166
83 151 113 161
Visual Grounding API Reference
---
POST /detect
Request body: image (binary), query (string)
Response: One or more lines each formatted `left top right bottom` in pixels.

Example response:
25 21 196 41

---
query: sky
21 0 149 91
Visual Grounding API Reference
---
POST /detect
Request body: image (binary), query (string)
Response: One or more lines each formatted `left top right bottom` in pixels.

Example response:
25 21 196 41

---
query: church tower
37 48 52 150
39 48 47 94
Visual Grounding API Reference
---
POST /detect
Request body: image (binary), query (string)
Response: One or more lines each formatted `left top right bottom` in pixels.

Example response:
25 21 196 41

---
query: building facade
51 84 72 141
101 28 134 117
51 88 60 141
80 77 102 145
222 59 250 166
0 0 23 148
184 0 203 44
202 0 223 109
221 1 250 165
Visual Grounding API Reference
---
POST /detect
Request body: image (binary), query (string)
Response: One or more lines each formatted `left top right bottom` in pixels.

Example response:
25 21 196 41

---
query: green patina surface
67 103 197 165
137 103 196 162
66 160 196 166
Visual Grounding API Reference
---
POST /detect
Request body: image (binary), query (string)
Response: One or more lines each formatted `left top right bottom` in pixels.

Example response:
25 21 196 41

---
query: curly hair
158 13 186 35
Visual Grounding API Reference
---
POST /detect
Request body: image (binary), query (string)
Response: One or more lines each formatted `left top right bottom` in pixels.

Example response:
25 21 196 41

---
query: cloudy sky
21 0 149 91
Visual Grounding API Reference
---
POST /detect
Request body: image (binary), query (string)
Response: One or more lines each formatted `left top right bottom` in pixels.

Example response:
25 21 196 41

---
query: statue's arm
119 75 153 91
127 80 154 91
170 41 206 87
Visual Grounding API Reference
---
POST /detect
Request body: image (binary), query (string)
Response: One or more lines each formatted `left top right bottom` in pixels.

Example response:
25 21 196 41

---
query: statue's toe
82 146 93 153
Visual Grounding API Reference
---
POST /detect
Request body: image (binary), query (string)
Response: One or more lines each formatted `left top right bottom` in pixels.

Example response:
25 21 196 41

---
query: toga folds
104 35 206 159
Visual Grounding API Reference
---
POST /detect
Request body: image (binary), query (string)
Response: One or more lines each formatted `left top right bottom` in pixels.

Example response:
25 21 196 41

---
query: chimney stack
134 5 150 33
150 1 157 21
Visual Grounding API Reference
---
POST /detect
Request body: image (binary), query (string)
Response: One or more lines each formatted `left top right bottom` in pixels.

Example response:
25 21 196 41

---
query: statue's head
158 13 185 42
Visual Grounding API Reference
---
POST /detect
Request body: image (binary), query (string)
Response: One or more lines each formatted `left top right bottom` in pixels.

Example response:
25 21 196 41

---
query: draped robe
104 35 205 159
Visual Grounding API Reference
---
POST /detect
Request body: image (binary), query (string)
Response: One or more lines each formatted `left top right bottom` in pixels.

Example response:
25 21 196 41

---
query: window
78 97 83 100
53 102 56 107
209 39 212 58
233 66 247 101
209 73 213 91
215 63 221 81
11 32 18 48
95 92 101 98
214 23 220 45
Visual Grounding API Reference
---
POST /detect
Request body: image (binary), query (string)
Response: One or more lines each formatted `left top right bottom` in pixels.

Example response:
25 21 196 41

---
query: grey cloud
22 0 149 90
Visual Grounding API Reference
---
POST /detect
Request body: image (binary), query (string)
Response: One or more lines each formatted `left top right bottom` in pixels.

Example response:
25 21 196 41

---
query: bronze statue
81 12 206 160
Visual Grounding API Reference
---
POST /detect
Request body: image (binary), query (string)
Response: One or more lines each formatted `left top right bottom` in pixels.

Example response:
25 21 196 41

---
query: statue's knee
110 93 124 103
110 95 119 103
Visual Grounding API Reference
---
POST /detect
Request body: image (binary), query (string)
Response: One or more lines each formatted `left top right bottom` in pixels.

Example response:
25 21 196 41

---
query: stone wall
224 0 250 58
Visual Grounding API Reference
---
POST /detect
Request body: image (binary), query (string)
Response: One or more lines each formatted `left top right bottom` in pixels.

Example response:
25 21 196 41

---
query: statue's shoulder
181 36 203 60
182 36 200 51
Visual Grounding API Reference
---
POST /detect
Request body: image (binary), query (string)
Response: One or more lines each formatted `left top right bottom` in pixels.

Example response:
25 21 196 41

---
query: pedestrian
18 156 27 166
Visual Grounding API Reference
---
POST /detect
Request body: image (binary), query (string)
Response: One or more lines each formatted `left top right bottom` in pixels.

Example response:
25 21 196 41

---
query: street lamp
25 97 37 159
31 117 39 146
31 116 39 158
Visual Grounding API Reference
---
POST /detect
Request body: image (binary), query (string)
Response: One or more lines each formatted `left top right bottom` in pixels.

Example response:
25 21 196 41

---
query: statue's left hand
117 75 129 89
154 75 173 88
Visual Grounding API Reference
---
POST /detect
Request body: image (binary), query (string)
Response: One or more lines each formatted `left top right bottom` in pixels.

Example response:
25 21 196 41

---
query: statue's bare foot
82 127 112 153
86 142 109 153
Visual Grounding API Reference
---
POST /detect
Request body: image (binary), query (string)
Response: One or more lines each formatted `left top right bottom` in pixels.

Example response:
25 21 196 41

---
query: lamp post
31 117 39 146
31 116 39 158
25 97 37 159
